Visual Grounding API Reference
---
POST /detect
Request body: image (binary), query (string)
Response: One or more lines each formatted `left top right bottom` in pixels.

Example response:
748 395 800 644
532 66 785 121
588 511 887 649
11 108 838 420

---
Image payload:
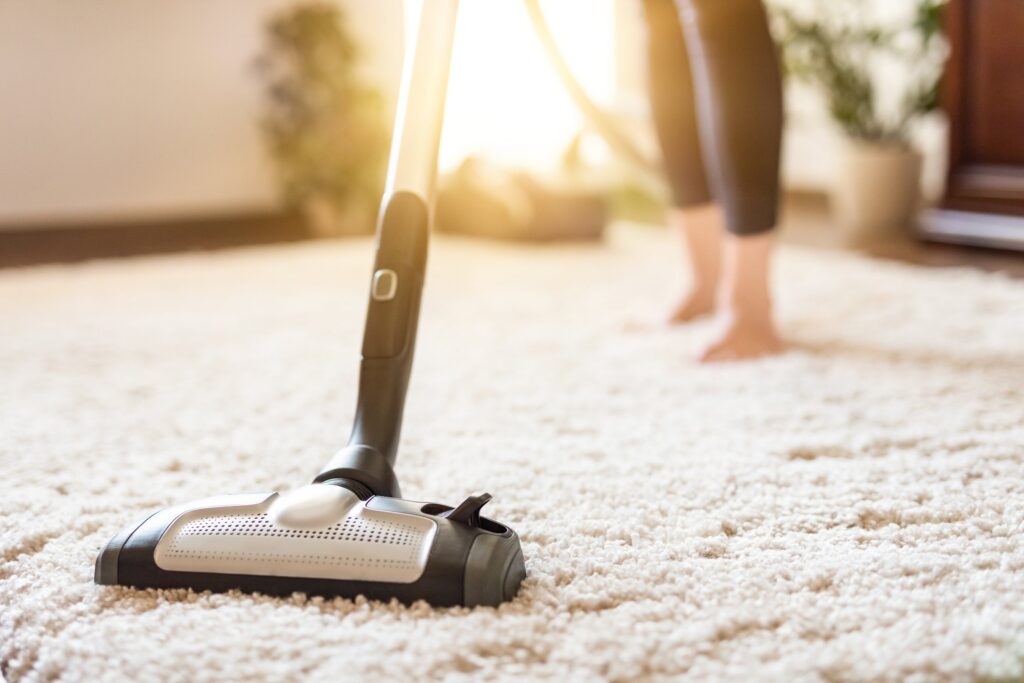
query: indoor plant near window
774 0 947 242
255 3 388 237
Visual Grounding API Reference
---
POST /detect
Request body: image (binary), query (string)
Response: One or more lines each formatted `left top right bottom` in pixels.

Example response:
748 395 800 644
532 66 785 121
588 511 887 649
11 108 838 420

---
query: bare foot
699 312 782 363
624 288 714 331
698 231 781 362
630 204 721 330
666 288 715 324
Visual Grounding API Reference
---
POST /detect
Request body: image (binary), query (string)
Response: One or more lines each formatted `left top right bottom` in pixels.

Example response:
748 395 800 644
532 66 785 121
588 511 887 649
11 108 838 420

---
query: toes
700 348 738 363
667 303 714 325
699 341 735 363
698 337 782 363
667 309 700 325
666 292 715 325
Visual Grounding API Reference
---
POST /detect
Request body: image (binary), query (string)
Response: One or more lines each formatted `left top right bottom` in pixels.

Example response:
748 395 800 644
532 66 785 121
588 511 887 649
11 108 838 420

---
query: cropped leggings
642 0 783 235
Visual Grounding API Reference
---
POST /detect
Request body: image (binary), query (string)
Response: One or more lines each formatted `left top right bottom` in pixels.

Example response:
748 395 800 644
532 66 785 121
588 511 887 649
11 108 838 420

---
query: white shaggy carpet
2 226 1023 682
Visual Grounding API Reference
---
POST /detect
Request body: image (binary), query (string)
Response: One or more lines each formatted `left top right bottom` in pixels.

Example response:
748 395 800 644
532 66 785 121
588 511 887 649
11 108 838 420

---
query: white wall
0 0 404 228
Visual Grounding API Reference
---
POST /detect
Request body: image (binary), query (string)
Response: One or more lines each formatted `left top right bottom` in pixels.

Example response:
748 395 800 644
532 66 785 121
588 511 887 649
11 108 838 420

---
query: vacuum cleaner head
96 484 525 607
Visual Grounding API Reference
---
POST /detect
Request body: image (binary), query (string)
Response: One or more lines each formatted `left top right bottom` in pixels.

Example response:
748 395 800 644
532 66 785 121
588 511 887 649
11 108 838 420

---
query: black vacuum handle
314 192 429 497
314 1 457 498
351 192 428 459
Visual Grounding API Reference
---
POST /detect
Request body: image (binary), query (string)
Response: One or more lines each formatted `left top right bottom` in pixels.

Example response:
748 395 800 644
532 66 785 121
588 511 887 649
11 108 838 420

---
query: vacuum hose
523 0 661 180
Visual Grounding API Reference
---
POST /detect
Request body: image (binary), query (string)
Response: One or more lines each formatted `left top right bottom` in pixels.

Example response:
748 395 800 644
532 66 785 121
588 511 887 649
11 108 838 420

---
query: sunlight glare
439 0 616 173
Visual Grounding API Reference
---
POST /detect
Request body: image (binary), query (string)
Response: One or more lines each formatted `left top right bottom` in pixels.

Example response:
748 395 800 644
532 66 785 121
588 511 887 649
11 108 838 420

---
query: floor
0 211 309 269
778 193 1024 279
1 227 1022 681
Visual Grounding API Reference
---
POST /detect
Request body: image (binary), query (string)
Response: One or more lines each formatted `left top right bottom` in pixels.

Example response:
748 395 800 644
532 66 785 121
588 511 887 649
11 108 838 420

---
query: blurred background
1 0 1022 269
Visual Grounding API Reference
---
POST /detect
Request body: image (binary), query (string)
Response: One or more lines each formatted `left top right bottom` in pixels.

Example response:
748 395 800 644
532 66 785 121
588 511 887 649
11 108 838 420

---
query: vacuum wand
314 0 458 498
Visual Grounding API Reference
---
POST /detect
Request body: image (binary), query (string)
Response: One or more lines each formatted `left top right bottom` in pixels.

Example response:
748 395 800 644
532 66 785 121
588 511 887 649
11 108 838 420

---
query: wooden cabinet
923 0 1024 249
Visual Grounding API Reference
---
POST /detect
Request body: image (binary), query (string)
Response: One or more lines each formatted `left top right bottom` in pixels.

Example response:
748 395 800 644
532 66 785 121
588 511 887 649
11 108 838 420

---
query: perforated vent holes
154 502 437 584
178 512 422 546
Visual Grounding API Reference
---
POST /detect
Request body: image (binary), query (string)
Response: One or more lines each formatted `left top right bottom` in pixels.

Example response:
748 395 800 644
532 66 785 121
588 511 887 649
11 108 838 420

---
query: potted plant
773 0 947 242
255 3 389 237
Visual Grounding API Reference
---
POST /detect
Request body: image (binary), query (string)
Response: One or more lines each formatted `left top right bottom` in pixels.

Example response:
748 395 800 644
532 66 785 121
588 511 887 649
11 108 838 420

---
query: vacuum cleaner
95 0 525 607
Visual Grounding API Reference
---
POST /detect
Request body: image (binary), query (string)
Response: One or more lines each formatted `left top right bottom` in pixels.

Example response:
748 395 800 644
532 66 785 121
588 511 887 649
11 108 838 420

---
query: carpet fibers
1 228 1023 682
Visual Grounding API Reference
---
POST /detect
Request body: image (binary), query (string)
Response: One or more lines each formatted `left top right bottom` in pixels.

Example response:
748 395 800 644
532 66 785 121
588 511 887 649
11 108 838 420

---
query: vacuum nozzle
95 486 525 607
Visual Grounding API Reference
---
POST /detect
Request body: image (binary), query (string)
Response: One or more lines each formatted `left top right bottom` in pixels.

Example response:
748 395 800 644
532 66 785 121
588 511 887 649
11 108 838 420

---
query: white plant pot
831 140 923 244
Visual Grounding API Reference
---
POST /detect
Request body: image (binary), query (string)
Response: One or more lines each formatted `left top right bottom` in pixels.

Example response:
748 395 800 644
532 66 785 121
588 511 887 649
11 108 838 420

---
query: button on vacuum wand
371 269 398 301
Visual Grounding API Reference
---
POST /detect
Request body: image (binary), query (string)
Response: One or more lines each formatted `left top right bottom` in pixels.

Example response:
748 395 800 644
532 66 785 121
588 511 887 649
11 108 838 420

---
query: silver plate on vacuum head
153 488 437 584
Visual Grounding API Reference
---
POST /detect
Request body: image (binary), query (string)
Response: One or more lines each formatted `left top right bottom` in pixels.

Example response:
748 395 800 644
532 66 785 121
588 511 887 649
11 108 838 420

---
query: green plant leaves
255 3 389 226
769 0 947 143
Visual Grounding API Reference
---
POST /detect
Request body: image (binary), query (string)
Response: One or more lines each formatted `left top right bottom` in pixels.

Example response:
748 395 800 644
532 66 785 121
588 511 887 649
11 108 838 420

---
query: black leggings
642 0 783 236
